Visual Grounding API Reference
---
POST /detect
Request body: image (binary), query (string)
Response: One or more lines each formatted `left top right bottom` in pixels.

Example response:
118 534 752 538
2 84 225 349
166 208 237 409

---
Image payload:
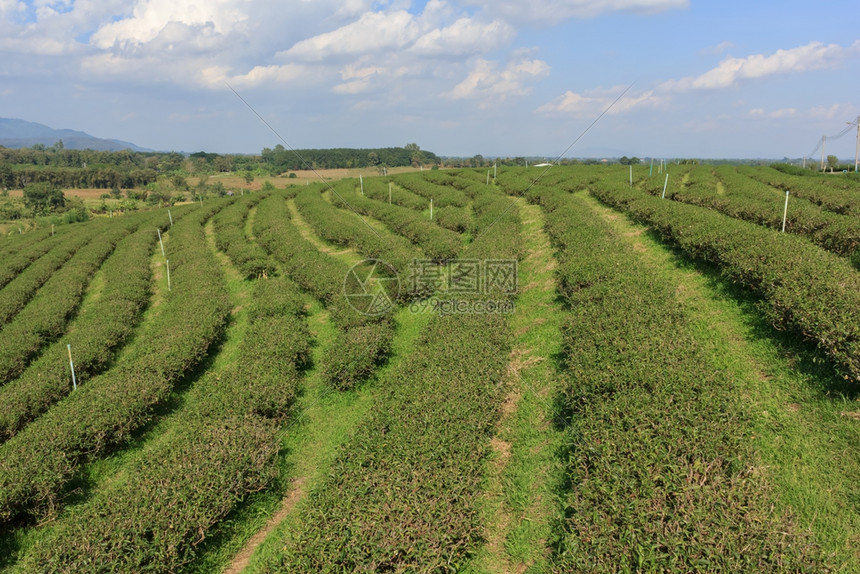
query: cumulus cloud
662 41 860 91
411 17 514 56
537 87 663 117
90 0 248 49
282 2 512 62
332 63 409 94
461 0 688 25
447 54 550 107
282 10 422 61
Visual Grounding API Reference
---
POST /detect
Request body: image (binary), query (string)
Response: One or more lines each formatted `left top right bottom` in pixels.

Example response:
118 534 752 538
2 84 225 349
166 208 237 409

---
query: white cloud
701 41 733 55
769 108 798 119
0 0 26 16
663 41 860 91
283 2 514 62
332 63 406 94
461 0 688 25
282 10 422 61
748 107 797 119
90 0 248 49
411 17 514 56
537 87 663 117
447 55 549 107
809 103 855 121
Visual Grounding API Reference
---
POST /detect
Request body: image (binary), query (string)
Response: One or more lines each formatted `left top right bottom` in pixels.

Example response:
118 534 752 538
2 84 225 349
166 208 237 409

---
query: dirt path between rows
222 477 307 574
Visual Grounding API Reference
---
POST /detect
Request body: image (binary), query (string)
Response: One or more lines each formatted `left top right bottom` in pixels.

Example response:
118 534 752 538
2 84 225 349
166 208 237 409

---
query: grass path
581 190 860 569
57 217 249 498
469 197 567 573
216 202 432 573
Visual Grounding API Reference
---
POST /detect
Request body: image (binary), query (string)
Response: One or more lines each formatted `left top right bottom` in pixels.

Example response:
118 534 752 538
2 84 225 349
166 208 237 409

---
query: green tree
23 182 65 214
827 154 839 171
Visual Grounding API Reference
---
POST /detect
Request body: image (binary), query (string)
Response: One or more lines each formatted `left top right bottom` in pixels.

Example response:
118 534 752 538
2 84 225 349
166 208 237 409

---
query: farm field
0 165 859 572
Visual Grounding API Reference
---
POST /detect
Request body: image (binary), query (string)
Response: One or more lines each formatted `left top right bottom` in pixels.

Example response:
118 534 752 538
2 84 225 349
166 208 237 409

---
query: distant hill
0 118 151 152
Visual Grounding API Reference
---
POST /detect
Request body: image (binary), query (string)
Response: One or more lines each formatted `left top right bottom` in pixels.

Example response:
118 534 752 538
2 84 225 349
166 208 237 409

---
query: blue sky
1 0 858 159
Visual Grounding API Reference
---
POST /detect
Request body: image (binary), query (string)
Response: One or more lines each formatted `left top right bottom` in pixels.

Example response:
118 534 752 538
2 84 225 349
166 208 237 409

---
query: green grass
583 190 860 570
186 196 431 573
465 198 567 574
176 297 363 573
242 302 431 573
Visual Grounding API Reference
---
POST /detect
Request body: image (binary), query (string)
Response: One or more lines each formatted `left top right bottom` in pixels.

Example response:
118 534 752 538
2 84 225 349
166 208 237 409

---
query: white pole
854 115 859 173
157 228 165 257
67 344 77 391
661 173 669 199
388 182 392 204
360 175 364 196
430 198 433 220
821 136 826 171
629 165 633 187
782 190 789 233
168 209 173 228
494 163 497 180
166 259 171 291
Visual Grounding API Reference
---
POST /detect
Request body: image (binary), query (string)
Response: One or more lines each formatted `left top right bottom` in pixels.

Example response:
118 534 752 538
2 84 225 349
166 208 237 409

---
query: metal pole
661 173 669 199
157 228 165 257
782 190 789 233
168 209 173 227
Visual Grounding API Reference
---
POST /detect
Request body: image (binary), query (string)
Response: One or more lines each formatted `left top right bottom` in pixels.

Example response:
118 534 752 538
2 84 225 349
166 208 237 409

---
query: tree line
0 143 440 190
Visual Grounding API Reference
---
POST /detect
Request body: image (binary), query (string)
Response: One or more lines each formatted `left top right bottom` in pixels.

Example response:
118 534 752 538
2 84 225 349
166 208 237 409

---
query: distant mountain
0 118 151 152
